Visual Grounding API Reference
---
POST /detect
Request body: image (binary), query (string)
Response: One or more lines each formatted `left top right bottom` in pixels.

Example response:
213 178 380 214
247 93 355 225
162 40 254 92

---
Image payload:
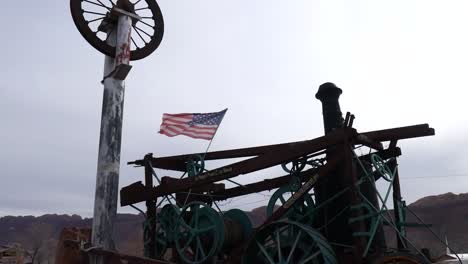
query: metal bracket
111 7 142 24
101 64 132 83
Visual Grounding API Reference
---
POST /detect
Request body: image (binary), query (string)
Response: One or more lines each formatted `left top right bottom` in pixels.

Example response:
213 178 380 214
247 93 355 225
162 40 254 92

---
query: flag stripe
162 116 193 123
160 125 217 136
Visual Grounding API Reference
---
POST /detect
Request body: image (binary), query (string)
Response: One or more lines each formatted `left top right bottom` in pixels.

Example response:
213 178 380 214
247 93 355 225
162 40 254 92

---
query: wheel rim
70 0 164 60
242 220 337 264
266 186 315 225
371 154 394 182
281 159 307 174
186 155 205 177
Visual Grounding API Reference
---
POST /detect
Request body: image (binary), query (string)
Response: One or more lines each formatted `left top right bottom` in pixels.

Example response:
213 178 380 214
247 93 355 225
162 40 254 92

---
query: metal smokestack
315 82 344 134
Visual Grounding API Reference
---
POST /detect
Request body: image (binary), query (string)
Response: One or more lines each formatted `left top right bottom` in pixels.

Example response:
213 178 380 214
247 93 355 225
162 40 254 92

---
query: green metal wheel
266 186 316 224
174 202 224 264
281 158 307 174
186 155 205 177
159 204 180 242
370 154 394 182
154 224 168 258
242 220 337 264
152 204 180 258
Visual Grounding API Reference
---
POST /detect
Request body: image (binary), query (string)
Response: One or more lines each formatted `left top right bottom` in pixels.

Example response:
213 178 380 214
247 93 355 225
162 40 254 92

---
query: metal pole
144 153 157 258
91 13 132 263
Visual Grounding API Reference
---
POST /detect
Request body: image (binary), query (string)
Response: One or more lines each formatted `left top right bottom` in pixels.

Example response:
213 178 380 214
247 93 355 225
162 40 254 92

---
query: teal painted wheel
266 186 315 225
242 220 337 264
370 154 393 182
186 155 205 177
281 159 307 174
154 224 168 258
174 202 224 264
152 204 180 258
159 204 180 241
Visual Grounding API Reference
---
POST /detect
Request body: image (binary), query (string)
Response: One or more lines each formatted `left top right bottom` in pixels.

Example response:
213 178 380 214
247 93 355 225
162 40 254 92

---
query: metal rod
390 158 406 249
144 154 156 259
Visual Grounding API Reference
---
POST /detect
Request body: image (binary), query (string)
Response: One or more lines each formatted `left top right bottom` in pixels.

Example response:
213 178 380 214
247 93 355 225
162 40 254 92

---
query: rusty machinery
118 83 438 264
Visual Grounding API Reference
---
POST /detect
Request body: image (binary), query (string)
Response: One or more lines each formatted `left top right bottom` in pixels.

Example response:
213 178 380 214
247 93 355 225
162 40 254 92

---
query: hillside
1 192 467 262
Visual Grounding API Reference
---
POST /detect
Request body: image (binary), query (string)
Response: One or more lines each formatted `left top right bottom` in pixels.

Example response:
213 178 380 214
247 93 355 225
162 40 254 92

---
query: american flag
158 109 227 140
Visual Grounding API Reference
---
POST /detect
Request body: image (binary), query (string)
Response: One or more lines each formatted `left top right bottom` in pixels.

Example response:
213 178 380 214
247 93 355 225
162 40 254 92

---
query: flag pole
202 108 228 157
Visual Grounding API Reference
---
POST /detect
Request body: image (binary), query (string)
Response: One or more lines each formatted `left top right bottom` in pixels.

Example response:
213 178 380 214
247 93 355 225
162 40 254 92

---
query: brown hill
391 192 468 257
1 192 467 262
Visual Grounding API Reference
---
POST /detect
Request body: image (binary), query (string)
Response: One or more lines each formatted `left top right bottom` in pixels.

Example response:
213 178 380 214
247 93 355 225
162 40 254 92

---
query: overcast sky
1 0 468 217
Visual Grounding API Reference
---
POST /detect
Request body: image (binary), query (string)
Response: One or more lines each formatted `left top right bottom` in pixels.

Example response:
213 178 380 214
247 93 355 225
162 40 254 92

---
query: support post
344 139 366 264
390 158 407 249
91 11 132 264
144 153 157 258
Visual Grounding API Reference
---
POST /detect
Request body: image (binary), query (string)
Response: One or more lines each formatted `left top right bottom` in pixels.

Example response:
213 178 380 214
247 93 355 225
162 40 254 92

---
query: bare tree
22 222 54 264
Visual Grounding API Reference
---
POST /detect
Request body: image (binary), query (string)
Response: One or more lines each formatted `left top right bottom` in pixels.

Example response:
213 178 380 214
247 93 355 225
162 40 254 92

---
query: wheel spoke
83 10 107 16
256 240 275 264
196 236 206 260
135 26 153 38
133 26 148 44
182 234 194 252
87 16 105 23
95 0 111 9
286 230 302 262
131 37 139 49
83 0 110 10
299 249 321 264
194 208 199 227
134 0 142 5
198 225 215 233
135 7 149 11
279 195 286 204
276 230 283 262
139 19 155 29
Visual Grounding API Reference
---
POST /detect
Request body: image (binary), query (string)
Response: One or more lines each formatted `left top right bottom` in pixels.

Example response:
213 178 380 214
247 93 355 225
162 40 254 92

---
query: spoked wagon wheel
243 220 337 264
174 202 224 264
70 0 164 60
266 186 316 225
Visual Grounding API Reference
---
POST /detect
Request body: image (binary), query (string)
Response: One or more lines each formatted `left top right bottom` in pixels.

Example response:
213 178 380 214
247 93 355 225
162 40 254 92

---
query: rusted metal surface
129 139 330 171
128 124 432 172
122 128 352 204
210 167 319 200
55 228 91 264
120 125 431 207
360 124 435 142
